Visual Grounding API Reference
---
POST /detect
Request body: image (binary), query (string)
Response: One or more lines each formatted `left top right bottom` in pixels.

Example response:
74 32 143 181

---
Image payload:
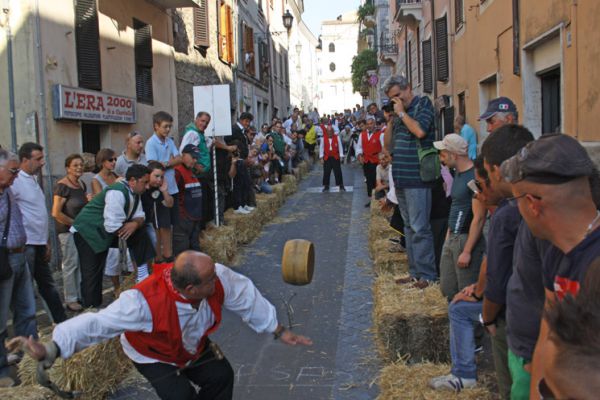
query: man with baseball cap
479 97 518 134
434 134 486 301
501 133 600 399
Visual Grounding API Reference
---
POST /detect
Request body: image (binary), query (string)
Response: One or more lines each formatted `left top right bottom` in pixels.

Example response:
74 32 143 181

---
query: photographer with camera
382 75 438 288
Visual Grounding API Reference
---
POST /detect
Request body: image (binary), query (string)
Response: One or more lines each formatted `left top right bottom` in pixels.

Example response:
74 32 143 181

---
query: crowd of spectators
371 74 600 399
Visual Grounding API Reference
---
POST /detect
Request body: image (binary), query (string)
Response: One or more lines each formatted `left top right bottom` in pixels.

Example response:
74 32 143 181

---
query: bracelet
483 319 497 327
273 326 286 340
471 292 482 301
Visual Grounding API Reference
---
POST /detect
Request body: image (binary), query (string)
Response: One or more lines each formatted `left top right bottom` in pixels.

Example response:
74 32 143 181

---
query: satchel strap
2 192 11 246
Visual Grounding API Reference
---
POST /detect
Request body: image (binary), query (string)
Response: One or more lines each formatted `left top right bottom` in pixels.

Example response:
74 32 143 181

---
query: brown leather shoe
413 280 430 289
395 276 417 285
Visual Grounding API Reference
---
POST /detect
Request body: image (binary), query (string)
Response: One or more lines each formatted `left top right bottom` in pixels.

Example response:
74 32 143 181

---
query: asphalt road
109 161 379 400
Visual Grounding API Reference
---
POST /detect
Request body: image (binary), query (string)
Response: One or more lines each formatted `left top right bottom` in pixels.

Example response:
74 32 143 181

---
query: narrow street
111 163 380 400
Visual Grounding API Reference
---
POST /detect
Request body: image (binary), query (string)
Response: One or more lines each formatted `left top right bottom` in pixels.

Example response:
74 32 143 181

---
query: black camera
382 103 394 113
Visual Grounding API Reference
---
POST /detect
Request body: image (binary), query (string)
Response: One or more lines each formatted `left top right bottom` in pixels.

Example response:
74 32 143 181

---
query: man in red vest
356 116 384 206
8 251 312 400
319 124 346 192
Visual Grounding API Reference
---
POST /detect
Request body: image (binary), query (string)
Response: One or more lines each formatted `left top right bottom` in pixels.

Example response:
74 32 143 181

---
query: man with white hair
478 97 518 134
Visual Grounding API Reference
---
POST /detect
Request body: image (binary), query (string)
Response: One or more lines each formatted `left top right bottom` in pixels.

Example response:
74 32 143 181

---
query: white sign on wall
193 84 232 137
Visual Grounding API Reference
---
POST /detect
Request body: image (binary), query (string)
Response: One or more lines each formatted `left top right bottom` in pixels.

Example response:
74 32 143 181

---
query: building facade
0 0 196 177
317 11 363 115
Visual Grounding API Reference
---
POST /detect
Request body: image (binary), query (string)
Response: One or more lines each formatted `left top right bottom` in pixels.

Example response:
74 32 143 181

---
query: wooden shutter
444 106 455 135
226 5 234 63
455 0 464 31
435 16 449 82
193 0 209 48
75 0 102 90
422 39 433 93
134 19 153 68
134 19 153 104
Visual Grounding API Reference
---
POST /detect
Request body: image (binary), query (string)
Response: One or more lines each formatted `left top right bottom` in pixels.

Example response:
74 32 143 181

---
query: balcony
395 0 423 26
379 31 398 57
147 0 199 9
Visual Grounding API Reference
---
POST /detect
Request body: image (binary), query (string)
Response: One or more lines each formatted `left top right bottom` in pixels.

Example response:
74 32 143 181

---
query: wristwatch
273 325 286 340
398 111 405 119
478 313 496 327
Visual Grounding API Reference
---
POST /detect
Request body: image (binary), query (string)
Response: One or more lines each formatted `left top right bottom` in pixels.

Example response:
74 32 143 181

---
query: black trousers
24 245 67 323
362 162 378 197
323 158 343 187
74 228 155 308
133 346 234 400
232 160 252 209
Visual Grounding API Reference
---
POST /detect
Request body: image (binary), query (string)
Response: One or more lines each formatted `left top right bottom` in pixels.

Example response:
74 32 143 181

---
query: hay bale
368 215 397 255
17 337 131 400
377 360 494 400
271 183 287 205
281 174 298 196
370 239 408 274
199 224 237 264
0 385 54 400
373 272 449 363
223 208 258 244
369 196 392 219
255 193 279 223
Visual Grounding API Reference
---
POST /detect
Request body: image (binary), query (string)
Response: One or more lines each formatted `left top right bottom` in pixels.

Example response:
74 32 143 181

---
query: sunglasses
1 167 20 175
107 158 117 162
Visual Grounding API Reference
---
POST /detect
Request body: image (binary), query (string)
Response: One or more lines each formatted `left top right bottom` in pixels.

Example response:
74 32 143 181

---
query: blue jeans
0 253 38 378
395 187 437 281
448 301 482 380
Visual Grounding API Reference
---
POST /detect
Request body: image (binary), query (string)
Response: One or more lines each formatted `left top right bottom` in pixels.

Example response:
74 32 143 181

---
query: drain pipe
3 6 17 151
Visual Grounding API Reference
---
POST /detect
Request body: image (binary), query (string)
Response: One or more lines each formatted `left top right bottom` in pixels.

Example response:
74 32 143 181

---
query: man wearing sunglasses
501 134 600 399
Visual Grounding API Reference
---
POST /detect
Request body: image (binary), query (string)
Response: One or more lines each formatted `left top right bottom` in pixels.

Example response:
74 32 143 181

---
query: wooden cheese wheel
281 239 314 285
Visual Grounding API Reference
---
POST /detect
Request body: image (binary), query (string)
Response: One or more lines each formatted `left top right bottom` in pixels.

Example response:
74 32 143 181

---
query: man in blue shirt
454 115 478 160
145 111 182 262
382 75 437 287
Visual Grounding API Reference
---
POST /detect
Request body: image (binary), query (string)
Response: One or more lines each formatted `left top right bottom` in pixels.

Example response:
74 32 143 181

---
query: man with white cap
433 134 486 301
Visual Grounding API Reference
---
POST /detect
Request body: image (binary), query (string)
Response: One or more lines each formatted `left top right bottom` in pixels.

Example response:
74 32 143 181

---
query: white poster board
193 84 232 137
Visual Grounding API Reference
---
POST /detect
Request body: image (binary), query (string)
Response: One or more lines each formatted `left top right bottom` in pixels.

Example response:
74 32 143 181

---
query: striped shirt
0 188 27 249
391 96 436 189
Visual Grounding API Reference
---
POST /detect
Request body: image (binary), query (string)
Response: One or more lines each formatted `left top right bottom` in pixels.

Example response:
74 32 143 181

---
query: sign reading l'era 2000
52 84 137 124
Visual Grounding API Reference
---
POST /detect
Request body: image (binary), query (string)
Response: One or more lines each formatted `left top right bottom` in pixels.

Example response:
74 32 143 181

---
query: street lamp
282 10 294 30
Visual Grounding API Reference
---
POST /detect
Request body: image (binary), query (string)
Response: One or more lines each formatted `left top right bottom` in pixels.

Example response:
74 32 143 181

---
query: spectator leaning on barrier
11 142 67 324
500 133 600 399
480 124 535 399
434 134 486 302
0 148 38 388
382 75 438 288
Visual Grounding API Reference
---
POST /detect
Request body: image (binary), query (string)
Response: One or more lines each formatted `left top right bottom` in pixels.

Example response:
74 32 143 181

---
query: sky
302 0 361 38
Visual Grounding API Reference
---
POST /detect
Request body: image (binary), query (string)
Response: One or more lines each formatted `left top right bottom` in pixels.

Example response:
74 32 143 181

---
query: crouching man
8 251 312 400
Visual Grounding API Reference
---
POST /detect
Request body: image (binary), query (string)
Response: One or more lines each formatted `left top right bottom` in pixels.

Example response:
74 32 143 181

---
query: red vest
323 131 340 161
124 267 224 367
361 130 382 164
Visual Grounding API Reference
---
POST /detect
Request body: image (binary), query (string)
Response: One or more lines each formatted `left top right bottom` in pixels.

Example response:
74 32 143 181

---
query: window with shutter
444 106 455 135
134 19 153 104
193 0 209 48
435 16 449 82
244 24 255 75
455 0 464 31
218 2 234 63
75 0 102 90
422 38 433 93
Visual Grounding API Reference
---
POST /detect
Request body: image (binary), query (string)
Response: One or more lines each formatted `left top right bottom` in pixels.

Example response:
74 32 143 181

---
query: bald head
171 251 216 297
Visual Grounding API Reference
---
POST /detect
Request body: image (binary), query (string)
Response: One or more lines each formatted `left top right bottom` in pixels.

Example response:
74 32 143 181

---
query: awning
147 0 199 9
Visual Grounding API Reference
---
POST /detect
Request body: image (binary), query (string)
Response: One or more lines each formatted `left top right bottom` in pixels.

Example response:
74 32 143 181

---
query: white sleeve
52 289 152 358
180 131 199 153
131 194 145 220
355 133 363 156
380 133 385 147
337 136 344 158
319 137 324 159
387 166 397 204
103 190 127 233
217 264 278 334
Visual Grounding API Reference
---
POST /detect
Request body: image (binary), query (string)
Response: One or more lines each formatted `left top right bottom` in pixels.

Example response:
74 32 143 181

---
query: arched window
328 42 335 52
329 62 336 72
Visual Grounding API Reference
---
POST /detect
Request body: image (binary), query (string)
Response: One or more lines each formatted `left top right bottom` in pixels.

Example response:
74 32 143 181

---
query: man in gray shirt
115 131 148 178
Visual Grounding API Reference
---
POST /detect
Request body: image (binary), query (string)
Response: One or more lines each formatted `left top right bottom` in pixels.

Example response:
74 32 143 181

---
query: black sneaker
322 186 330 192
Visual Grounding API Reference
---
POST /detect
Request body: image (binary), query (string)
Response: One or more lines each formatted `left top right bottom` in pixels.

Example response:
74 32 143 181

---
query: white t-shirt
11 170 48 244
